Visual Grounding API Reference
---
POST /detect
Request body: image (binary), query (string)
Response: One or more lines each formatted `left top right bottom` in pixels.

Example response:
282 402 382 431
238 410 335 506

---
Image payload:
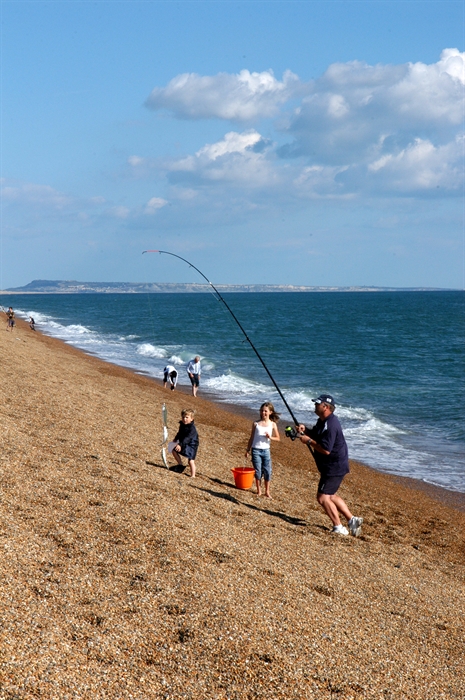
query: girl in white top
245 402 280 498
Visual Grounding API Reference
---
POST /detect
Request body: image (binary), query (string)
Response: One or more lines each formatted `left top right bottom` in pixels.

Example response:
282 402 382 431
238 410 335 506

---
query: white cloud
116 48 465 219
197 130 264 160
128 155 145 167
1 182 71 208
293 164 351 198
167 130 278 187
144 197 168 214
282 48 465 167
145 69 301 121
171 188 198 201
140 50 464 203
388 48 465 125
367 135 463 192
108 206 130 219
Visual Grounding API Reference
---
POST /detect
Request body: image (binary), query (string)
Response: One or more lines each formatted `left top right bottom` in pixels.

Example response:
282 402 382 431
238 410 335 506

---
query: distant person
29 317 36 331
298 394 362 536
187 356 201 397
246 402 280 498
6 307 15 332
163 364 178 391
169 408 199 478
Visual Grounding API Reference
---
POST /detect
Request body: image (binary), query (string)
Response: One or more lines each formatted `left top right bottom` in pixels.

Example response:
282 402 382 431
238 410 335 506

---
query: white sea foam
203 373 271 396
136 343 167 358
65 324 93 335
168 355 184 365
175 350 201 363
22 310 50 324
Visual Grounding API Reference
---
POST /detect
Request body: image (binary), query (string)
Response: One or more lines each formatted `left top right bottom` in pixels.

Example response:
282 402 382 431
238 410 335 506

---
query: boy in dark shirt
170 408 199 478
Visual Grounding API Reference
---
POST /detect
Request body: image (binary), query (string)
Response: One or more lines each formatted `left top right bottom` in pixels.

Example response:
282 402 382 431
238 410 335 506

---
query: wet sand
1 318 464 699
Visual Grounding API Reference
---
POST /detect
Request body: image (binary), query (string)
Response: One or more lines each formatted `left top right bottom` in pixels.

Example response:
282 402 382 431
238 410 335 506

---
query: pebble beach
1 318 464 699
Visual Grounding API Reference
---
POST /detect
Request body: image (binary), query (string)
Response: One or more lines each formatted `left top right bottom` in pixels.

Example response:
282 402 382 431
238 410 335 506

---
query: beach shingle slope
0 319 464 699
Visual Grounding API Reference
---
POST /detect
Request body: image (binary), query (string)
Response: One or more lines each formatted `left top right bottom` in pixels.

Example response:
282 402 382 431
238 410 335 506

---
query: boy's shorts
251 448 272 481
317 474 345 495
169 441 198 461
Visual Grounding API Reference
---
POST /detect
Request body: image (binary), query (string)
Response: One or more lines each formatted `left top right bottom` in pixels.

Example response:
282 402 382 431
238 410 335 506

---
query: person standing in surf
298 394 363 537
170 408 199 478
187 356 201 397
246 402 280 498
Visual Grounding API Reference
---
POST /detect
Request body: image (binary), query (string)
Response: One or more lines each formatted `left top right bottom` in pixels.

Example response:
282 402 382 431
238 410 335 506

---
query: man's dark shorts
317 474 345 495
189 373 200 387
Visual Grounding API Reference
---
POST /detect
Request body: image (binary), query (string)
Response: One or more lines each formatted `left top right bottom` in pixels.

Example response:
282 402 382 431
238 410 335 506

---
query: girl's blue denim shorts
251 448 272 481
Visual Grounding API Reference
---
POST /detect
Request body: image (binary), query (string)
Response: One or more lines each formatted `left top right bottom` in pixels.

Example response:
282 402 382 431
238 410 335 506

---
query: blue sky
1 1 463 289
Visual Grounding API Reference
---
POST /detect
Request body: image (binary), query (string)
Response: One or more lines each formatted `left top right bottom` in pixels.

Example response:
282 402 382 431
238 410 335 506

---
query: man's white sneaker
332 524 349 536
348 516 363 537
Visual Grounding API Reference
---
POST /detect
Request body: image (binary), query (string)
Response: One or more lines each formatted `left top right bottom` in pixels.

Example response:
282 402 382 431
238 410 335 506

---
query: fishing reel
285 426 299 441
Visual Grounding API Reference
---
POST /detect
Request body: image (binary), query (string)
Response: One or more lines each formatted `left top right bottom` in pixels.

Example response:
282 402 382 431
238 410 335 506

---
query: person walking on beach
6 307 15 332
169 408 199 478
29 317 36 331
246 402 280 498
187 356 201 397
163 364 178 391
298 394 362 536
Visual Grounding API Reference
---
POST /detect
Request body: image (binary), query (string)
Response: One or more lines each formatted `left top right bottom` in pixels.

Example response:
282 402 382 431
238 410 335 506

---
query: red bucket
231 467 255 490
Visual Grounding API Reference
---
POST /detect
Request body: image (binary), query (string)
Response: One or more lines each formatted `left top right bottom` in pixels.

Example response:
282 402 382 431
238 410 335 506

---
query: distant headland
1 279 455 294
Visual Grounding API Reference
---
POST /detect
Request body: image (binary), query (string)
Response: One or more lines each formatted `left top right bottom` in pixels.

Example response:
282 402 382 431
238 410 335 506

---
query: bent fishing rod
142 249 299 426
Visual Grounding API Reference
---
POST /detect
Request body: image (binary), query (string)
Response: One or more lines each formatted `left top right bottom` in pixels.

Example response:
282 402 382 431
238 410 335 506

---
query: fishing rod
142 249 300 425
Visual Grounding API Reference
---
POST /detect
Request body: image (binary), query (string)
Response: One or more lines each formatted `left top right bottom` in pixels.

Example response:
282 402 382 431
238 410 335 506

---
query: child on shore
170 408 199 478
246 402 280 498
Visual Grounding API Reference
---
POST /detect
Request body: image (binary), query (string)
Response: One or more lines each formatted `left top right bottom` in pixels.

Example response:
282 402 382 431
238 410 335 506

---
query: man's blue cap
312 394 336 407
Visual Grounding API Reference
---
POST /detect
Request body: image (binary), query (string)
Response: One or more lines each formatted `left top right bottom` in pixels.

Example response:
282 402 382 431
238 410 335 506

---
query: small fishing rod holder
142 249 299 425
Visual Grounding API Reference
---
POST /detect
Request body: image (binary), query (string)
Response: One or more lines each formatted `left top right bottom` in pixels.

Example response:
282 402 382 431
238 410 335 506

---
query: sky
0 1 464 289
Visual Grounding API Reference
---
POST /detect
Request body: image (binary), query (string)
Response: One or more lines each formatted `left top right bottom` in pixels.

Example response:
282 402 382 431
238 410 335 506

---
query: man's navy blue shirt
307 412 349 477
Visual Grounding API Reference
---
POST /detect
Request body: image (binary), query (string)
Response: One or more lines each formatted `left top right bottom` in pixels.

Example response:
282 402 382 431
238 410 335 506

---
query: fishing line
142 249 299 425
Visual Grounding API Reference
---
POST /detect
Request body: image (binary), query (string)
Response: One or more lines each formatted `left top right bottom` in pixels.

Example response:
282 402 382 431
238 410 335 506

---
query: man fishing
298 394 363 537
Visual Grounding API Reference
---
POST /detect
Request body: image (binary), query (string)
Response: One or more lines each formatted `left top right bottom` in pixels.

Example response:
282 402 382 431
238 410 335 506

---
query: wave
203 372 272 397
168 354 184 365
136 343 168 359
18 310 51 324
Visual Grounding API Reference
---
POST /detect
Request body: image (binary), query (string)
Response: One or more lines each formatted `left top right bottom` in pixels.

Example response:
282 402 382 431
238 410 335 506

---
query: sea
4 291 464 493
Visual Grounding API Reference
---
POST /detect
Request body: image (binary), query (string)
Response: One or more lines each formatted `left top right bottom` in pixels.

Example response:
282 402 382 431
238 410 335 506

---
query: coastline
392 475 465 513
4 290 464 496
1 317 464 698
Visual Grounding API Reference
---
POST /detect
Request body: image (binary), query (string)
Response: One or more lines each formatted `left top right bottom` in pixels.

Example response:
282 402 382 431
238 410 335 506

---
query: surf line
142 249 299 426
